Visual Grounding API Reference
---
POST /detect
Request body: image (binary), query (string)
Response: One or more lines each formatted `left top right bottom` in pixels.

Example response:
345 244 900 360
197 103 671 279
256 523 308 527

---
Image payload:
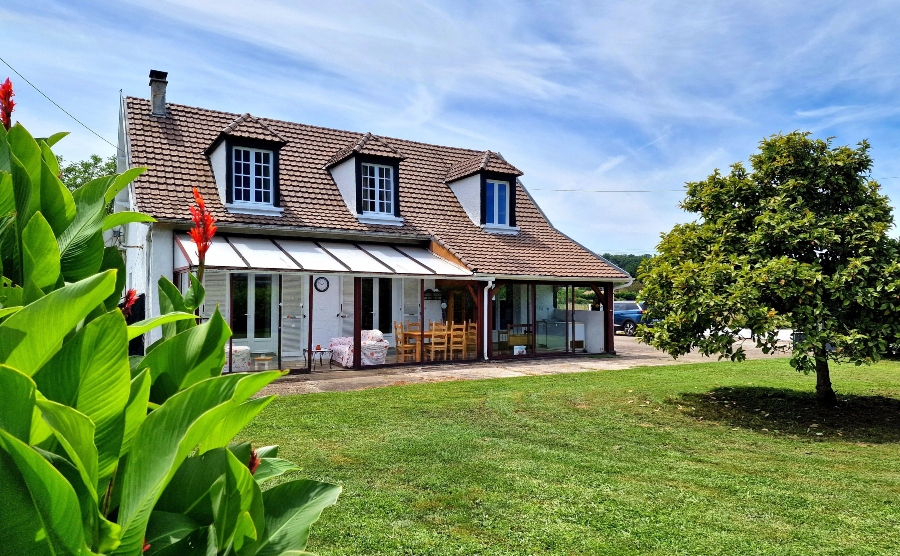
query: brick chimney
149 70 168 117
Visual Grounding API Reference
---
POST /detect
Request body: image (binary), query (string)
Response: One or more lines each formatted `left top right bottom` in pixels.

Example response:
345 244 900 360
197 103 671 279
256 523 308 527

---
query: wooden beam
603 282 615 354
353 277 362 369
429 240 468 269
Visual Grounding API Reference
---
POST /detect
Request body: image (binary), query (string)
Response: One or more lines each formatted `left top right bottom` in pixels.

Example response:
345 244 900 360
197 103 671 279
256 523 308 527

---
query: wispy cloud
3 0 900 252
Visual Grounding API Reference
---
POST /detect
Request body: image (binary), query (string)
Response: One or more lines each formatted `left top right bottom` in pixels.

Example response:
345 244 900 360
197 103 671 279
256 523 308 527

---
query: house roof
124 97 629 280
445 150 523 183
324 132 405 168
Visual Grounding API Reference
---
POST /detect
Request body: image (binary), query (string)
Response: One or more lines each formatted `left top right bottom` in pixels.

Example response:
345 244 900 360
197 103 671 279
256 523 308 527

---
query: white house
115 70 631 371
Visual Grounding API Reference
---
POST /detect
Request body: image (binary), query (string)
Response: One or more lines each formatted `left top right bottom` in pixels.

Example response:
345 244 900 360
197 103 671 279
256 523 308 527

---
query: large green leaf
155 447 264 553
136 307 230 404
184 273 206 312
42 131 69 148
100 246 126 311
249 479 342 556
39 146 76 236
253 456 302 485
157 276 191 339
36 399 99 504
57 175 113 281
22 211 61 302
105 167 146 204
121 369 151 458
103 210 156 231
34 309 130 485
0 365 35 442
0 429 88 555
113 371 281 555
0 122 10 173
127 312 197 340
0 270 115 376
7 123 42 221
144 511 201 555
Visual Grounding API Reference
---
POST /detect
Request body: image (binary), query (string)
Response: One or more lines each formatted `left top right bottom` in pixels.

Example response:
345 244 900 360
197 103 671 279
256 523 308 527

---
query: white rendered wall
146 226 174 344
575 310 605 354
311 274 342 349
329 157 357 215
448 174 481 227
209 142 227 202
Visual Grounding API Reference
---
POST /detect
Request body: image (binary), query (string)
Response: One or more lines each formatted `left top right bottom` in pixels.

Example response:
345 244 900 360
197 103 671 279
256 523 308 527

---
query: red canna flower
188 187 217 282
248 448 261 475
143 539 151 552
121 288 138 318
0 78 14 131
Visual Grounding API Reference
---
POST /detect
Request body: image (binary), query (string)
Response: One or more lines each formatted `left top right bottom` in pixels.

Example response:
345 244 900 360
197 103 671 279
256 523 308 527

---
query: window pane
485 182 495 224
254 275 272 339
497 183 507 225
361 278 374 330
232 274 248 339
378 278 392 333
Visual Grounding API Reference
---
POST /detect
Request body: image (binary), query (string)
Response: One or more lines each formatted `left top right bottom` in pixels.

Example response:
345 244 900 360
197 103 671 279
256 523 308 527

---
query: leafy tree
638 132 900 404
58 153 117 191
601 253 652 278
0 120 340 553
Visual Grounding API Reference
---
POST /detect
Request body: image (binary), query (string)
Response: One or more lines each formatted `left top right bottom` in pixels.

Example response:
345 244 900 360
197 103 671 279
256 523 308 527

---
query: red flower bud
121 288 138 317
188 187 217 266
0 78 15 131
248 448 261 475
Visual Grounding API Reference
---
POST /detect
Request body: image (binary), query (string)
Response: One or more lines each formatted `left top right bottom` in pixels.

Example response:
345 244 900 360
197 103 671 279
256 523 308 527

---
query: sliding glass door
231 273 278 354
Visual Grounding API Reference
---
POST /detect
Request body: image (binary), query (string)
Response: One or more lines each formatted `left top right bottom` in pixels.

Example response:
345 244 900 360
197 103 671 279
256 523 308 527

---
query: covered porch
173 234 617 371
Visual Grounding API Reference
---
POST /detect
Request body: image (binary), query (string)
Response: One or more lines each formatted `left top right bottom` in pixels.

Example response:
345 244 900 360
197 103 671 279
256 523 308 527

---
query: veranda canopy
173 234 472 276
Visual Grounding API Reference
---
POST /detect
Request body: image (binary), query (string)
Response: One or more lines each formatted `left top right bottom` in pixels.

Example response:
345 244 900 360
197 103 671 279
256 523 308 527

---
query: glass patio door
231 273 278 354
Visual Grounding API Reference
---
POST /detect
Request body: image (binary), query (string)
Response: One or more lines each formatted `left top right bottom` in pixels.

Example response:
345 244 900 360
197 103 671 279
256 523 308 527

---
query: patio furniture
224 344 252 373
329 330 390 367
465 320 478 358
427 322 449 361
253 355 274 371
394 322 418 363
303 348 334 370
448 322 466 359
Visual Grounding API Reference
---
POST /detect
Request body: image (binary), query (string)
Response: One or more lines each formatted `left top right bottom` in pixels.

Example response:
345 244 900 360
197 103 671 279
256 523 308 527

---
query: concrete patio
259 335 789 396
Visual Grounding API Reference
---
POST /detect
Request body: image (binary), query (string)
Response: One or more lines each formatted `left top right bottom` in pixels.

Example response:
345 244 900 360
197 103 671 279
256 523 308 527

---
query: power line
531 188 684 192
0 56 121 152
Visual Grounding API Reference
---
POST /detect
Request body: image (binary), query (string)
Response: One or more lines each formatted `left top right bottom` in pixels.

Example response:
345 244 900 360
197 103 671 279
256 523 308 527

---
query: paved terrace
259 336 789 396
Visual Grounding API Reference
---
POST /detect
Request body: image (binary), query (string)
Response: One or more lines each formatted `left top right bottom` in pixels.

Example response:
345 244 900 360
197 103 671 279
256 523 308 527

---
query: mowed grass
240 360 900 555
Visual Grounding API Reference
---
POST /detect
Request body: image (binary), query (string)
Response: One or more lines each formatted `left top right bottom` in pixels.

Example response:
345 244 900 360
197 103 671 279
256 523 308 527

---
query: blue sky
4 1 900 254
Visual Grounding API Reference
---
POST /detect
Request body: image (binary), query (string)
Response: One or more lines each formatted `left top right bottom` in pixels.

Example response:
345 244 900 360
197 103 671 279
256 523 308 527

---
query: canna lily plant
0 92 339 554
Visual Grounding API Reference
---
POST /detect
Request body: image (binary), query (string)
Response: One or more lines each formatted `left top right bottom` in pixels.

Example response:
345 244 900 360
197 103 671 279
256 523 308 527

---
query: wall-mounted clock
314 276 330 292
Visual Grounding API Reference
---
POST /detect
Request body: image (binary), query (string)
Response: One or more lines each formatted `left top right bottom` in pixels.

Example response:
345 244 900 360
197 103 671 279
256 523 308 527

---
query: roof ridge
126 97 485 156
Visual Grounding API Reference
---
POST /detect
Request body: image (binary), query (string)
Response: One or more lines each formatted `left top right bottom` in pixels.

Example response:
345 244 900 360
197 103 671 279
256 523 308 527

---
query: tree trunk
814 351 838 405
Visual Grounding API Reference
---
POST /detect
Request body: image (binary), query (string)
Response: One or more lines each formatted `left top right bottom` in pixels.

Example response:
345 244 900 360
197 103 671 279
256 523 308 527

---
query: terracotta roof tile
220 113 287 143
125 98 628 280
324 132 405 168
445 150 523 183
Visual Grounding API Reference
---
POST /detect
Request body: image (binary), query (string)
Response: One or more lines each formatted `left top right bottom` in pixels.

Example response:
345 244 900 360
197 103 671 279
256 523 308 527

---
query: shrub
0 120 339 554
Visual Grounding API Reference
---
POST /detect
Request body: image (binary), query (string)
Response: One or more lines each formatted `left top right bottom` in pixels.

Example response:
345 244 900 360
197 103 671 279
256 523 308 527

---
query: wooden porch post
475 281 484 360
603 282 615 354
307 275 314 373
277 274 283 370
353 277 362 369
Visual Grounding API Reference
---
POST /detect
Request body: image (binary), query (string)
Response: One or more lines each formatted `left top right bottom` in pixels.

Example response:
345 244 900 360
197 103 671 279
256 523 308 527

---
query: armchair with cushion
329 329 390 367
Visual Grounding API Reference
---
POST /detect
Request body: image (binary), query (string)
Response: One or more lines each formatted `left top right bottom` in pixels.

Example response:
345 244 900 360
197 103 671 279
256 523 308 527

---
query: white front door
232 273 278 354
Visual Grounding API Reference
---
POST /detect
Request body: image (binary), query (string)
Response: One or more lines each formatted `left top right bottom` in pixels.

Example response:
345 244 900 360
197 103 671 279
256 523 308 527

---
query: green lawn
240 359 900 555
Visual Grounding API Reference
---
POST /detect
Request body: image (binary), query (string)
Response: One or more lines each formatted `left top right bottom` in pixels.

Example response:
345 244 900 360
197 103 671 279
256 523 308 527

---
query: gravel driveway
259 335 788 396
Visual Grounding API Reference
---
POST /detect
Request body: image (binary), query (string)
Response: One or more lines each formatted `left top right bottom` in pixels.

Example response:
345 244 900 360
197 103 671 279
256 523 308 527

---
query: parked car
614 301 646 336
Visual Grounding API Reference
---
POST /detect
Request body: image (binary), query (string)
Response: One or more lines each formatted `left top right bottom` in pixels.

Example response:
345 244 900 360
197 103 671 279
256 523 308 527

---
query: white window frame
232 146 274 206
485 179 510 226
361 162 394 215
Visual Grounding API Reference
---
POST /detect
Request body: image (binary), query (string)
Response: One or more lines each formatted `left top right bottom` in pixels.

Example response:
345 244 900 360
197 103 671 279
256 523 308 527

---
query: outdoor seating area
392 320 480 363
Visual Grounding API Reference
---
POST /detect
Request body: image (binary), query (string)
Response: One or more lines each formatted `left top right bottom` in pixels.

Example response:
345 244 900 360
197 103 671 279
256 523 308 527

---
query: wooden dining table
402 329 434 361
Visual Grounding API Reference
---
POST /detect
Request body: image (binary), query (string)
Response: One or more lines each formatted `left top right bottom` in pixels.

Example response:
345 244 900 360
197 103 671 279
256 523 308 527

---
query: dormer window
485 179 509 226
361 162 394 214
233 147 273 204
205 113 286 217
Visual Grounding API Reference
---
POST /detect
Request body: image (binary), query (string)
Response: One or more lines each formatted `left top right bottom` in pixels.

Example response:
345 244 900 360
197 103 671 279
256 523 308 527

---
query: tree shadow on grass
673 386 900 443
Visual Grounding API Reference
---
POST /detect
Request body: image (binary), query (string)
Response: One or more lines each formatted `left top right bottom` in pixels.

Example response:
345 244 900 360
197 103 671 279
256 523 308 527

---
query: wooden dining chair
449 322 466 360
394 321 417 363
465 320 478 359
427 322 449 361
406 320 421 332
